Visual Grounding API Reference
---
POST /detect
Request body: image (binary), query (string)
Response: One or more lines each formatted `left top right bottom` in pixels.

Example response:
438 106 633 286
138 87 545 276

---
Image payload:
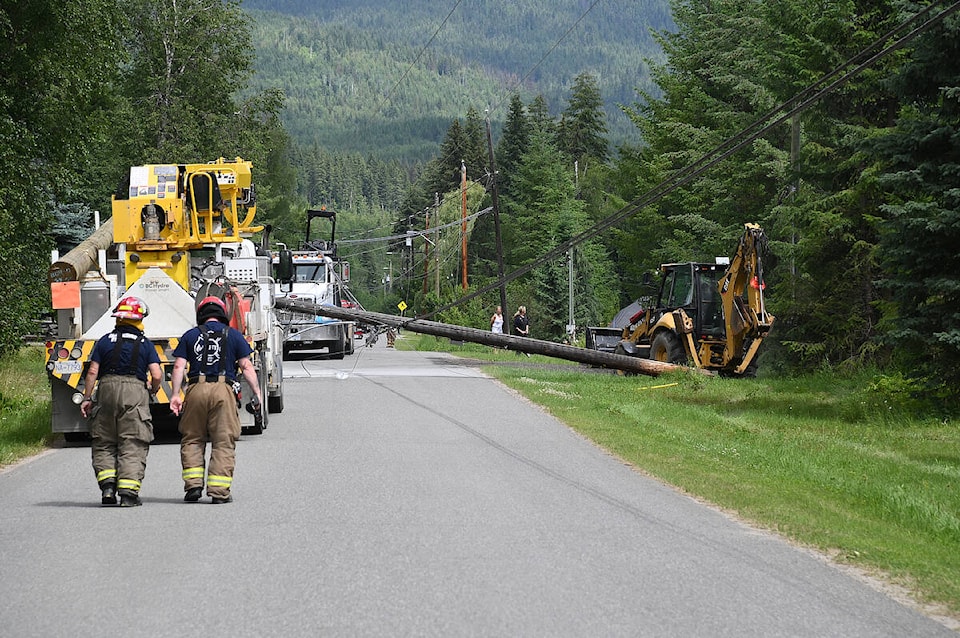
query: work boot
100 483 117 506
119 493 142 507
184 487 203 502
211 495 232 504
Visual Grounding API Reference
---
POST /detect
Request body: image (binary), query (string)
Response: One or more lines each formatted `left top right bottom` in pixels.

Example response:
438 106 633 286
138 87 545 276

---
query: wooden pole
461 159 468 290
275 297 710 378
422 207 430 296
484 115 508 318
48 218 114 283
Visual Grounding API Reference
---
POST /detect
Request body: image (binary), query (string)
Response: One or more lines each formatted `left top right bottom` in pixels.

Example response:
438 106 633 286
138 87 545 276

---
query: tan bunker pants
91 375 153 496
178 380 241 499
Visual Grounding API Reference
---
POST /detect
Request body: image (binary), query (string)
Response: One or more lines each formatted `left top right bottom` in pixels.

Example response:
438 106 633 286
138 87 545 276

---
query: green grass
0 346 55 468
400 333 960 618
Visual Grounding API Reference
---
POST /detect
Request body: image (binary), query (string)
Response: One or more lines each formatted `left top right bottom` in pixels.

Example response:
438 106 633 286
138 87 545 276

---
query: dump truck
45 157 284 440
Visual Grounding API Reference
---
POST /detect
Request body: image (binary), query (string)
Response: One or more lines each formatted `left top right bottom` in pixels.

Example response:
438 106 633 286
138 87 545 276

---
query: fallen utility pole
48 218 114 283
274 297 710 377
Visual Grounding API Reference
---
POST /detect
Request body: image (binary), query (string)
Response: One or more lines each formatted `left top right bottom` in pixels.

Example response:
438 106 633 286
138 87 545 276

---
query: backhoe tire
650 331 687 365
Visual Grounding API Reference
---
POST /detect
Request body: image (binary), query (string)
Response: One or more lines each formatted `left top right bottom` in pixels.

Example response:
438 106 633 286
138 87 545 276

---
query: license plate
54 360 83 374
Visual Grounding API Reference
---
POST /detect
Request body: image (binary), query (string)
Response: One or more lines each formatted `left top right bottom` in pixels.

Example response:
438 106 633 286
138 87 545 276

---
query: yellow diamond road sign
398 301 407 312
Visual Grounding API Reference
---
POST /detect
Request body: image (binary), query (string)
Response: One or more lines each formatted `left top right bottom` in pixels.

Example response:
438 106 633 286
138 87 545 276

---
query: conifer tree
870 14 960 406
510 129 615 339
495 94 531 199
463 107 489 180
623 0 901 369
557 72 609 174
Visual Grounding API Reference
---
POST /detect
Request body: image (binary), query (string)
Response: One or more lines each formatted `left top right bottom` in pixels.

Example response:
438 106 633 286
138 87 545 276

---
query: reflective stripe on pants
91 375 153 495
178 381 240 498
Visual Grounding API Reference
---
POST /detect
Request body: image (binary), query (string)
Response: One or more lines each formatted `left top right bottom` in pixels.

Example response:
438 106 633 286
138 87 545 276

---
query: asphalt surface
0 337 954 637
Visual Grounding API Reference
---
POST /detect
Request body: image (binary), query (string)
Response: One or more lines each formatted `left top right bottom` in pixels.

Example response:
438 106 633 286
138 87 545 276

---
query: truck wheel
331 332 346 360
63 432 90 444
242 421 264 436
268 357 284 414
650 331 687 365
345 330 355 356
268 393 284 414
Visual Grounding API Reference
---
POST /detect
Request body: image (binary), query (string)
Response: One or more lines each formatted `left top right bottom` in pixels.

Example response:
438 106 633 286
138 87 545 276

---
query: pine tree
870 13 960 406
495 94 530 198
463 107 489 180
557 72 609 174
510 129 615 339
527 95 555 137
623 0 902 369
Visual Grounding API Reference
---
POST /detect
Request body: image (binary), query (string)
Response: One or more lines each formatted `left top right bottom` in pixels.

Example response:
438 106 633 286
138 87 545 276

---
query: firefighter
80 296 162 507
169 296 262 504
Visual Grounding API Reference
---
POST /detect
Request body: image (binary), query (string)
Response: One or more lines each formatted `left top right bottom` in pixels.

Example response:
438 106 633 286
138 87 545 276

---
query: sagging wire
407 0 960 327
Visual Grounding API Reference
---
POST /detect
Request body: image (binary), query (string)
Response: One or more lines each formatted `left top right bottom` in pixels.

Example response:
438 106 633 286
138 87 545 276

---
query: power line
374 0 464 117
338 207 492 245
489 0 604 117
414 0 960 323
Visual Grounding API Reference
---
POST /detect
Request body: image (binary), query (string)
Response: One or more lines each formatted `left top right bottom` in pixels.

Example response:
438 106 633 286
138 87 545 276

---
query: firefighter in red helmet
169 295 262 504
80 296 162 507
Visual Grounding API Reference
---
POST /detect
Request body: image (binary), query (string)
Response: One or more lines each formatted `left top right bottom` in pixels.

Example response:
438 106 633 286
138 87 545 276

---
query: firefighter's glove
246 395 263 429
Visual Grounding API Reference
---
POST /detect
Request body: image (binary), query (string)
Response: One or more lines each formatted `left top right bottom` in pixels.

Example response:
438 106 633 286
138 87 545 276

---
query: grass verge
400 333 960 618
0 346 55 468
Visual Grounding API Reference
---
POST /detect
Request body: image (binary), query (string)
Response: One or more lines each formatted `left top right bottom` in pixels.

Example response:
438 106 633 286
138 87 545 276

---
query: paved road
1 339 953 637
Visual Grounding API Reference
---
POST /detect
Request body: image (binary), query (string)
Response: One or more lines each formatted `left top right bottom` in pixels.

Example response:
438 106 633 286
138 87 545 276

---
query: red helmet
197 295 228 323
112 296 149 320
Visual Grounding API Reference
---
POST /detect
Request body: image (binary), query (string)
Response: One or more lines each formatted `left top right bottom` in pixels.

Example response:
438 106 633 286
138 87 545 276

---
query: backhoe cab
616 223 774 376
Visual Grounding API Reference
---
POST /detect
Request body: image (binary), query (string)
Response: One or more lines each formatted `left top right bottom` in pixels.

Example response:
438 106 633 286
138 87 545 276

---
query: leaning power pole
484 113 508 316
434 192 441 298
461 159 468 290
422 206 431 296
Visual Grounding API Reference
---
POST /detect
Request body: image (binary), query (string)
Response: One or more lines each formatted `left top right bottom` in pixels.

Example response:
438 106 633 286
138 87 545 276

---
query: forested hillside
242 0 673 161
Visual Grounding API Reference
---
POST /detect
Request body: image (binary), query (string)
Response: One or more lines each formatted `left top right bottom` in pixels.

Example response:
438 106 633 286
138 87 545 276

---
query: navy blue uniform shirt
91 325 161 382
173 320 253 382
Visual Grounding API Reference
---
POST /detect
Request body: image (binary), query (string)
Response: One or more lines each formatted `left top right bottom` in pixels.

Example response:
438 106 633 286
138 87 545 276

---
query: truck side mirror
642 272 654 287
277 250 294 283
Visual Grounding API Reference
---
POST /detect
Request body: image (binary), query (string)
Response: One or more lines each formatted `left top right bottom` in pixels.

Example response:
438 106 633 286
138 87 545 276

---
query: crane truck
608 222 775 376
272 208 356 359
45 157 284 440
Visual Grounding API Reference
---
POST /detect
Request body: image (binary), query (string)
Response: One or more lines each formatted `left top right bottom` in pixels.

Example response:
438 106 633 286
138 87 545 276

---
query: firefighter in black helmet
80 296 162 507
169 296 262 504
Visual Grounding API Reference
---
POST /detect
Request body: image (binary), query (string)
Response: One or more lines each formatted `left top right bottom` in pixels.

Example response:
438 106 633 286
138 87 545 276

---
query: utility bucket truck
45 157 284 440
273 208 356 359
